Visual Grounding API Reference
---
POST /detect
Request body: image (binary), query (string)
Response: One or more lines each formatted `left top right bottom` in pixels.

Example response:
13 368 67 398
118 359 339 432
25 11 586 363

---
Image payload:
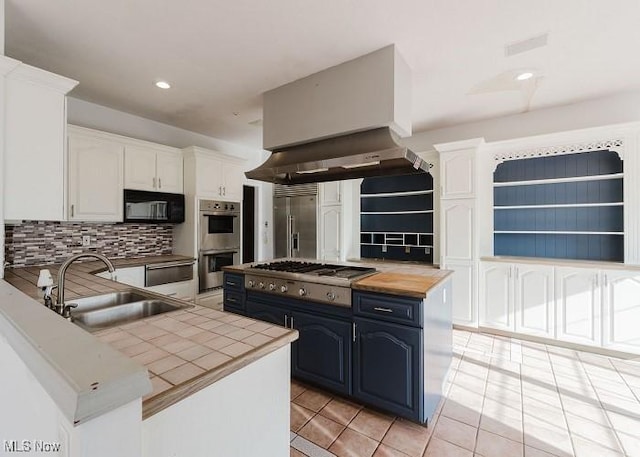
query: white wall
405 89 640 152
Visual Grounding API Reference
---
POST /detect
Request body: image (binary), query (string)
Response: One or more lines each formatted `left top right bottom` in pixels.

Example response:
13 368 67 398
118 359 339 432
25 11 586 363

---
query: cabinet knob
326 291 336 301
259 282 265 289
280 285 288 293
248 280 255 288
298 288 307 297
269 283 276 291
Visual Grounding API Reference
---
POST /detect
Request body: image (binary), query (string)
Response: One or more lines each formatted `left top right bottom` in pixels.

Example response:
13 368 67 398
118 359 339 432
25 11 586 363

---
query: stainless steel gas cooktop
244 260 377 307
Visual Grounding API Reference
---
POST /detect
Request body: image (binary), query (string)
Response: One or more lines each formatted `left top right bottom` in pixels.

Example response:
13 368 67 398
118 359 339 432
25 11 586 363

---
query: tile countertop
4 255 298 420
223 257 453 298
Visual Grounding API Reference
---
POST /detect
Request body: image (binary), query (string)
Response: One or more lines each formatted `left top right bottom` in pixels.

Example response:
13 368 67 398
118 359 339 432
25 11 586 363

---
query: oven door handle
200 249 239 256
200 212 239 217
145 261 195 270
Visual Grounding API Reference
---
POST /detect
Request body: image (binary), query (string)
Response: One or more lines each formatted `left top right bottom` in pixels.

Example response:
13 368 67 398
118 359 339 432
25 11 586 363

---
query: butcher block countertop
351 271 451 298
2 255 298 421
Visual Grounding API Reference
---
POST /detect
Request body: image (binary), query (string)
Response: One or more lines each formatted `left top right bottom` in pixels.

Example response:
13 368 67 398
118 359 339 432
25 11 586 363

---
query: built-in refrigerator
274 185 317 258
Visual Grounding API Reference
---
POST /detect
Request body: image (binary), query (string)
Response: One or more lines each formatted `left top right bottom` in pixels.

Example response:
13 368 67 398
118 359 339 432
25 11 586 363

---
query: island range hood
246 45 429 185
246 127 428 184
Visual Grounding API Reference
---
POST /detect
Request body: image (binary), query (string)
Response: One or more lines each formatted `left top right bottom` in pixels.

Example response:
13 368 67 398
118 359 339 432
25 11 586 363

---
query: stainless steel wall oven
198 200 240 292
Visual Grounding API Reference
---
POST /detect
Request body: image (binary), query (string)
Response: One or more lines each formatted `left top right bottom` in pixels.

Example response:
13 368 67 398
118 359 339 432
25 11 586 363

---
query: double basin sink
70 290 193 332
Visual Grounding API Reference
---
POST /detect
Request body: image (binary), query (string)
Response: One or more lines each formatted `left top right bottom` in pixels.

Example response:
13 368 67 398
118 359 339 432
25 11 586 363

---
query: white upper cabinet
124 145 157 191
3 62 78 221
124 144 183 194
440 152 475 199
221 161 245 201
319 182 341 206
156 151 183 194
183 147 246 201
319 206 341 261
68 128 124 222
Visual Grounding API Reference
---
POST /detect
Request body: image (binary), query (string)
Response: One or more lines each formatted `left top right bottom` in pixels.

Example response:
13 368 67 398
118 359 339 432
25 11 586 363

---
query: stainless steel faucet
57 253 116 317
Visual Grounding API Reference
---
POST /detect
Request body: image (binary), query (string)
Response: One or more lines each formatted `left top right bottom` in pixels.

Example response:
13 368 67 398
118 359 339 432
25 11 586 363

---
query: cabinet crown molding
68 124 180 154
7 62 78 94
182 146 245 163
433 137 485 154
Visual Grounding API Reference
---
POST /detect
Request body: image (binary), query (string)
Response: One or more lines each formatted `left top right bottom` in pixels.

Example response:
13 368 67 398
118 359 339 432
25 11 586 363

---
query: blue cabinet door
291 310 352 395
246 300 288 328
353 317 422 421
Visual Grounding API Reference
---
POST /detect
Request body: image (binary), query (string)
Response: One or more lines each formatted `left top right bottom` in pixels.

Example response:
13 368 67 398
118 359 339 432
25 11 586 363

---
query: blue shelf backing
494 178 623 206
494 150 623 182
494 233 623 262
494 206 623 232
493 150 624 262
360 173 433 263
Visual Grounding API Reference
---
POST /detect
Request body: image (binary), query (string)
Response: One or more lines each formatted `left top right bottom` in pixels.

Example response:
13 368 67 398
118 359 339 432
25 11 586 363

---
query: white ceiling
6 0 640 149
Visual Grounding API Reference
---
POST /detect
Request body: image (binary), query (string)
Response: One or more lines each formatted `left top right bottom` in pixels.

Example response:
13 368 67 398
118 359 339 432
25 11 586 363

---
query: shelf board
494 202 623 210
361 210 434 215
361 189 434 198
493 173 623 187
361 243 433 248
494 231 624 235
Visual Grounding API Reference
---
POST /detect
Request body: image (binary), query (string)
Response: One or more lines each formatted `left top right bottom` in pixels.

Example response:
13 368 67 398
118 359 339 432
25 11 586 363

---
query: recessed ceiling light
515 72 534 81
155 81 171 89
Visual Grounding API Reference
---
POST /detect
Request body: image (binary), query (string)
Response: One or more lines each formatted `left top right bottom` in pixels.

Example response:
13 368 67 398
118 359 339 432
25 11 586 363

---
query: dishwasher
145 259 196 302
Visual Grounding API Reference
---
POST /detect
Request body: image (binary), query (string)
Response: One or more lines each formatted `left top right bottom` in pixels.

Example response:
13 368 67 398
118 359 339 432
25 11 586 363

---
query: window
493 150 623 261
360 173 434 262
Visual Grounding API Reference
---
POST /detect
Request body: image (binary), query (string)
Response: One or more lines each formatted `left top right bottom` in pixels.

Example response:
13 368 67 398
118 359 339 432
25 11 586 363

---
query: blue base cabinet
223 272 452 425
246 298 288 327
292 310 352 395
244 291 352 395
353 317 422 421
223 273 246 315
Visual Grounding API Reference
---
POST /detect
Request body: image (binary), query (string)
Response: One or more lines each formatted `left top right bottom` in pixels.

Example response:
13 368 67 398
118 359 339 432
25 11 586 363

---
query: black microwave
124 189 185 223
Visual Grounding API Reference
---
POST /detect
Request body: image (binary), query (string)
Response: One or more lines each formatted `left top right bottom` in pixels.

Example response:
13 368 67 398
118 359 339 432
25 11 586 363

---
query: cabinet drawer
223 273 244 292
224 290 245 311
353 291 422 327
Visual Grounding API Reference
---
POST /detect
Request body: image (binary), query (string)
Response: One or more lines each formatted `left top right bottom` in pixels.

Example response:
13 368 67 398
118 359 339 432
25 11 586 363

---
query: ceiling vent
505 33 549 57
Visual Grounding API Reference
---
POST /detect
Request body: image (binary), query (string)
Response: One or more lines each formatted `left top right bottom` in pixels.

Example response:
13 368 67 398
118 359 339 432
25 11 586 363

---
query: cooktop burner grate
250 260 375 278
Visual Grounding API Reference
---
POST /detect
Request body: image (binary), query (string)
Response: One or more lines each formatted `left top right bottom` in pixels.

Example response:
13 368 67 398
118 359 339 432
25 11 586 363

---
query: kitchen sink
69 290 193 332
68 291 152 313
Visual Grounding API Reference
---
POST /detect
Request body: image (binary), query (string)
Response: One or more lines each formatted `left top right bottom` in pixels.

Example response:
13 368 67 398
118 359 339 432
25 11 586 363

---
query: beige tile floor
289 329 640 457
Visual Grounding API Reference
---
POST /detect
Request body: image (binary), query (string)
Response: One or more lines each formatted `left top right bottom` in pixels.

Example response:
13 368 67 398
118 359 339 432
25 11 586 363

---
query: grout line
547 346 580 457
471 336 492 455
575 352 628 455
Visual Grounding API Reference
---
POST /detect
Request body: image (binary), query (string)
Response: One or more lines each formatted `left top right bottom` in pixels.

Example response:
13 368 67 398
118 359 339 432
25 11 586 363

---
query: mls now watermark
3 440 61 453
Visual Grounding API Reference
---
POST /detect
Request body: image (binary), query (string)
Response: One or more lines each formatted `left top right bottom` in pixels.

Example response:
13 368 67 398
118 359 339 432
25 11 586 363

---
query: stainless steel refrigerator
274 195 317 258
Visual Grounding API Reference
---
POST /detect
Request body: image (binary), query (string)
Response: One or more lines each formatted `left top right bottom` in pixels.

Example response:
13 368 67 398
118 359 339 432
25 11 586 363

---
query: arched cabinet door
246 300 288 327
291 311 352 395
353 317 422 421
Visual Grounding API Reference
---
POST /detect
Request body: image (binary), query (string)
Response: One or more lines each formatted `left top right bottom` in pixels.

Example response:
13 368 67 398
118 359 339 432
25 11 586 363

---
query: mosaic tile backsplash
5 221 173 267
